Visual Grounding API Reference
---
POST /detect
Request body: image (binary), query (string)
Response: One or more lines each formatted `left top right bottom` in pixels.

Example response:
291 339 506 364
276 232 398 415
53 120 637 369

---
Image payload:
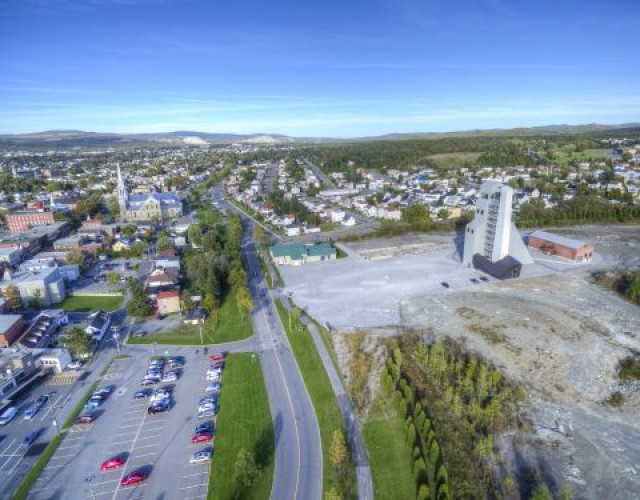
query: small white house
38 348 72 374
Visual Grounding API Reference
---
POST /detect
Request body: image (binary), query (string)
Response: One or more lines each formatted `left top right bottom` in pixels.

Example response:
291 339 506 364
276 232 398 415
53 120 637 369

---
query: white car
190 450 212 464
67 361 84 371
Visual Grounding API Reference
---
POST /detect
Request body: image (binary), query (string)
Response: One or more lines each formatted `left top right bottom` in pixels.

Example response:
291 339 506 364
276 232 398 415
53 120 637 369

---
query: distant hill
1 123 638 148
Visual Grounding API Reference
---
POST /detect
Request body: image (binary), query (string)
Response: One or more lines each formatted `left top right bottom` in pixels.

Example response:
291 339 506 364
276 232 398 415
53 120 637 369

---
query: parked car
191 432 212 444
134 389 153 399
74 412 95 425
197 407 215 419
100 456 126 471
195 421 214 434
190 450 212 464
120 471 148 487
23 431 38 446
209 353 225 362
147 405 169 415
67 360 84 370
204 383 220 393
0 407 18 425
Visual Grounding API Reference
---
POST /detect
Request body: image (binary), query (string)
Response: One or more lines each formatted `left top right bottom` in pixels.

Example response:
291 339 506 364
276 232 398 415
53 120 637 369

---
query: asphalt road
225 192 323 500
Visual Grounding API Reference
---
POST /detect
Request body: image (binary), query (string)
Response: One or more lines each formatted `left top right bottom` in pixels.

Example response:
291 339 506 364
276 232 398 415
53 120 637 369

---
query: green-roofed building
270 243 337 266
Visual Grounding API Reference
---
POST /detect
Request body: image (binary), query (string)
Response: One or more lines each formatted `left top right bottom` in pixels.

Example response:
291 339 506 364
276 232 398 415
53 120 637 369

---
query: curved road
228 194 323 500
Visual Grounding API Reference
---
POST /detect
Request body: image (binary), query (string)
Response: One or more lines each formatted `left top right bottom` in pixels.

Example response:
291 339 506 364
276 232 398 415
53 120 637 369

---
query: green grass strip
275 300 356 497
208 353 274 500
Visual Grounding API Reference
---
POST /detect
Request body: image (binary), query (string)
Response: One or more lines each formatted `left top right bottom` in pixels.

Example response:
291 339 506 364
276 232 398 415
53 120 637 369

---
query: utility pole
199 322 203 345
112 326 121 356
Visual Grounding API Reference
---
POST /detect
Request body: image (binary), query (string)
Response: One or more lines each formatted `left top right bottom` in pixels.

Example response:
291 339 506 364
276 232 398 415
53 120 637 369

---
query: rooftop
529 230 591 250
0 314 23 332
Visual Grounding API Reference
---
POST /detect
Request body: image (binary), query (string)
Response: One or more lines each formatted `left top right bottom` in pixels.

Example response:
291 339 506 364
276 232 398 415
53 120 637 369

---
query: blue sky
1 0 639 137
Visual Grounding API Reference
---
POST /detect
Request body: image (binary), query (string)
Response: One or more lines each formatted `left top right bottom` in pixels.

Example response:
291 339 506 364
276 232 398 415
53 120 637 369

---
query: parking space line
48 453 78 461
181 472 208 479
91 479 120 487
128 443 159 451
131 452 155 459
180 483 208 490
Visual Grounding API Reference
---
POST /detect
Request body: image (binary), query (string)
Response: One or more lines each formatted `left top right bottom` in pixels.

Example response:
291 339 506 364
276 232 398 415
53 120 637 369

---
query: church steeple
116 163 128 215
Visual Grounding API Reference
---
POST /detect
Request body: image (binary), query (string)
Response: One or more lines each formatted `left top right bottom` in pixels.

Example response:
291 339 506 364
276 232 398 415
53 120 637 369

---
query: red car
209 353 225 362
74 413 94 425
120 471 148 487
191 432 212 444
100 456 126 471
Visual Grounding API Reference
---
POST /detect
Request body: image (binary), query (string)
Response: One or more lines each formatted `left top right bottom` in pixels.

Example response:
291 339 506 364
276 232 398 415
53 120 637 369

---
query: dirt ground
298 224 640 499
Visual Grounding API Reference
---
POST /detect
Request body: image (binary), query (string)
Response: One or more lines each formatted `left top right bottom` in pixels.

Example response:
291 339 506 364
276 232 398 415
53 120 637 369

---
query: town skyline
2 0 639 136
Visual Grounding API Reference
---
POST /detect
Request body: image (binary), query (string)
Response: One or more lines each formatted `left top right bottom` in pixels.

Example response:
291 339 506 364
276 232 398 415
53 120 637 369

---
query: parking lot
26 347 221 500
0 374 75 496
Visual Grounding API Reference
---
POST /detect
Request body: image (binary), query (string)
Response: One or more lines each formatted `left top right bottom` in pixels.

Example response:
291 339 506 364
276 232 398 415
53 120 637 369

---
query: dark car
440 281 450 288
147 404 169 415
470 278 479 284
23 431 38 446
156 314 166 320
479 276 489 282
74 412 95 425
195 421 214 434
134 389 153 399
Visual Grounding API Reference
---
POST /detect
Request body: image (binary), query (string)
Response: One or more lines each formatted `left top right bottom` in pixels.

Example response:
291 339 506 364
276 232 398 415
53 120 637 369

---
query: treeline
268 189 319 225
382 336 526 498
300 135 598 173
517 196 640 227
184 208 253 323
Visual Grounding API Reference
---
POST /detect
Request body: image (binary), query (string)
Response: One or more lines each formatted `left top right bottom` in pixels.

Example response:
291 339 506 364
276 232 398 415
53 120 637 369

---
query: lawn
275 300 356 498
208 354 274 500
59 294 123 312
127 293 253 345
425 152 481 170
362 395 417 500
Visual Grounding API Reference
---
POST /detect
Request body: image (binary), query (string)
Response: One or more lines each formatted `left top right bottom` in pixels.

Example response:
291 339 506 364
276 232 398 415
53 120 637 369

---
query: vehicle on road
23 431 38 446
440 281 450 288
191 432 212 444
134 389 153 399
0 407 17 425
24 395 48 420
190 450 212 464
100 456 126 471
208 353 225 362
120 470 148 487
479 276 489 282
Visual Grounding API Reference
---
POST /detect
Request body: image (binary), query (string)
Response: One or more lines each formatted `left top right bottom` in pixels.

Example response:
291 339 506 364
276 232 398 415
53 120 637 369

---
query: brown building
0 314 25 347
6 210 55 232
528 230 594 262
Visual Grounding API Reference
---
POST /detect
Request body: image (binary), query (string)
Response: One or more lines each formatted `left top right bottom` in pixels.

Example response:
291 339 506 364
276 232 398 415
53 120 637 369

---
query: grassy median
208 353 274 500
275 300 356 498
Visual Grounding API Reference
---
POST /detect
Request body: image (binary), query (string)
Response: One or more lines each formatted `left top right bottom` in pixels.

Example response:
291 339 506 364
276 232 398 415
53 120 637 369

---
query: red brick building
0 315 25 347
528 230 594 263
6 210 55 232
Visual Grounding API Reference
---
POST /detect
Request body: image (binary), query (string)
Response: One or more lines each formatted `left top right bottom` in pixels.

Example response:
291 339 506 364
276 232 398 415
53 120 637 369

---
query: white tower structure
462 180 533 267
116 163 128 216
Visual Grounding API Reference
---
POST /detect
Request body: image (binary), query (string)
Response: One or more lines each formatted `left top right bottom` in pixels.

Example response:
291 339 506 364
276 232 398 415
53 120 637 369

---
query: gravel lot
283 224 640 499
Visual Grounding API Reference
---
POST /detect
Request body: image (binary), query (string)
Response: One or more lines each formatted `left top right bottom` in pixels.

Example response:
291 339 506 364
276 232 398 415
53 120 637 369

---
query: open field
425 152 481 170
59 294 123 312
208 354 274 500
362 396 416 500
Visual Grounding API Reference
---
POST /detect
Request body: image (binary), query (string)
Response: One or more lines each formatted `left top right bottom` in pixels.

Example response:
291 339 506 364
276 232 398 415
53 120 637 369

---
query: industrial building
528 230 594 262
463 180 533 277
